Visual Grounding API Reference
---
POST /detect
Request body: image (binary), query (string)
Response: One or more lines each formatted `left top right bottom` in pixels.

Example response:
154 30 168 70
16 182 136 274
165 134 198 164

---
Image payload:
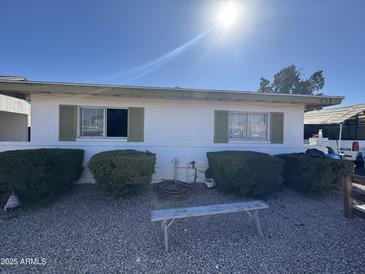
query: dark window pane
304 124 342 140
107 109 128 137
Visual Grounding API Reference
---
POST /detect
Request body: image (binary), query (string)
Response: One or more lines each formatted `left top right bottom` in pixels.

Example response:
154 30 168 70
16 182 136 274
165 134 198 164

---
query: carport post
338 123 343 154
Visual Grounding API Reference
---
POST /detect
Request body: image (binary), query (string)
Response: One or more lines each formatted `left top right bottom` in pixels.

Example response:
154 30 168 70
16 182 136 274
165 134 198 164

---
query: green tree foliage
258 77 272 93
257 65 325 95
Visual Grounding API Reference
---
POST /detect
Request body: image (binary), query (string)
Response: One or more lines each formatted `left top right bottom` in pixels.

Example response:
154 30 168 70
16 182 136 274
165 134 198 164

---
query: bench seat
151 201 268 221
151 200 269 251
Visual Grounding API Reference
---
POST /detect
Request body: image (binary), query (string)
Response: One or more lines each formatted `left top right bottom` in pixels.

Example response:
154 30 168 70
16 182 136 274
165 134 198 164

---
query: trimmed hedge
277 153 354 194
88 150 156 196
356 167 365 176
0 149 84 206
206 151 284 197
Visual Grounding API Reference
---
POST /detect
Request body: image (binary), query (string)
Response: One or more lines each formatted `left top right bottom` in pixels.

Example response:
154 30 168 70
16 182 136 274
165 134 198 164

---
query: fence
344 175 365 218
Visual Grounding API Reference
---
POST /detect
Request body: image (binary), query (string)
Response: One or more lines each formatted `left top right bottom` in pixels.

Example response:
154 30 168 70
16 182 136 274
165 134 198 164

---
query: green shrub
356 167 365 176
88 150 156 196
0 149 84 206
277 153 354 195
206 151 284 197
329 158 355 185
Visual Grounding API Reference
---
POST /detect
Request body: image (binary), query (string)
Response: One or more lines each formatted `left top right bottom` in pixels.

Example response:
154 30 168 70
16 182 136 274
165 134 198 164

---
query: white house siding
0 93 305 183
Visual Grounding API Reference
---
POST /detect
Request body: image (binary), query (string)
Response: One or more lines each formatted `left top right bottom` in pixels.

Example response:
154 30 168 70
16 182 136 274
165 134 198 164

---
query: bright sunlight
216 1 242 29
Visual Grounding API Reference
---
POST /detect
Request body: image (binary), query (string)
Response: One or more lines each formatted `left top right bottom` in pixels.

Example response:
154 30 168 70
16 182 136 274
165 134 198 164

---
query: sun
216 1 240 29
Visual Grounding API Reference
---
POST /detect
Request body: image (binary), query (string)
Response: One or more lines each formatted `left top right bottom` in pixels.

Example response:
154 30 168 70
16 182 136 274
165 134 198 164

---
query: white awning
0 94 30 115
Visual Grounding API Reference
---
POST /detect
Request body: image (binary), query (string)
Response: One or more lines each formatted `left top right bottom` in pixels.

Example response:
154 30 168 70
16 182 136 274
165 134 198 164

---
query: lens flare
217 1 240 28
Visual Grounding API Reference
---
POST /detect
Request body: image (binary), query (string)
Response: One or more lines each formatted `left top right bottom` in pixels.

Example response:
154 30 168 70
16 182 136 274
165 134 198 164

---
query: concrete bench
151 201 269 251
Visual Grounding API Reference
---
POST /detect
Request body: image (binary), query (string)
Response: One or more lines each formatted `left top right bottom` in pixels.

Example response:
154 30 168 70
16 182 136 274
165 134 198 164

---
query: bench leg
253 210 263 237
163 221 169 252
161 219 175 252
161 220 166 236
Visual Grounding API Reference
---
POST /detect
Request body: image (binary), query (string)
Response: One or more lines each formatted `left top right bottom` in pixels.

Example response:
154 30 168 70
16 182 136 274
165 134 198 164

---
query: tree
257 65 325 95
258 77 272 93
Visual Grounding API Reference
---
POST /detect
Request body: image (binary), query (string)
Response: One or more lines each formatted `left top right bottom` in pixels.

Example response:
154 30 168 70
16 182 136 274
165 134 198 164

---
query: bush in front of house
88 150 156 196
356 167 365 176
206 151 284 197
277 153 354 195
329 157 355 185
0 149 84 206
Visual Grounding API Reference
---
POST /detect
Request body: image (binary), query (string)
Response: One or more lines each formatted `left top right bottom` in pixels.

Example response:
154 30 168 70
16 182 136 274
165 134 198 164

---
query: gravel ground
1 184 365 274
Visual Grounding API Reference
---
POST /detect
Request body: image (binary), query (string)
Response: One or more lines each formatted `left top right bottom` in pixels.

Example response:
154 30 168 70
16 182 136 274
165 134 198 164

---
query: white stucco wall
0 93 305 183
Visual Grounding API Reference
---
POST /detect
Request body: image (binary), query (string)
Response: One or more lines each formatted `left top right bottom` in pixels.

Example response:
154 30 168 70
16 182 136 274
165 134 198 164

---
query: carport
304 104 365 151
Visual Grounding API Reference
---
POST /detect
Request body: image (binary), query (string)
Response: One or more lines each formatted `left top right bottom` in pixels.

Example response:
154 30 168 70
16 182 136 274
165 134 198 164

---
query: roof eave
0 80 344 107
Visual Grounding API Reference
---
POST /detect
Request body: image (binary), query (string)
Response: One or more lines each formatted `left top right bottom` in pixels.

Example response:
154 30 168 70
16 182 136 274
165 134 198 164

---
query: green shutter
128 107 144 142
270 112 284 144
59 105 77 141
214 110 229 143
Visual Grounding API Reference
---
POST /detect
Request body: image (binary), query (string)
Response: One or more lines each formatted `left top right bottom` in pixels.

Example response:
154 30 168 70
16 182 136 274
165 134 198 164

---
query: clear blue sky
1 0 364 106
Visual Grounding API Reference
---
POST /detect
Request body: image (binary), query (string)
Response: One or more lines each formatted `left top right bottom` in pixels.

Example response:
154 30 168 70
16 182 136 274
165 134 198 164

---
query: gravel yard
1 184 365 273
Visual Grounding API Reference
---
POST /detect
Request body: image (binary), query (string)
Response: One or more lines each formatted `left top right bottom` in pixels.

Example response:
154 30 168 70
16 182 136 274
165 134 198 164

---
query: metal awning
304 104 365 125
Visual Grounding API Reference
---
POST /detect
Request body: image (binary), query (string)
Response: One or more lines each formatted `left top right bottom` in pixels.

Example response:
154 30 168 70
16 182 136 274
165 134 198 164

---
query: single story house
0 92 30 142
0 79 343 183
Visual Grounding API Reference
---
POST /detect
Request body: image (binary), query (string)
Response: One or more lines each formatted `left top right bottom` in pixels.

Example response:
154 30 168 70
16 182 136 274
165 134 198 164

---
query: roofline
304 103 365 125
310 102 365 111
0 79 344 108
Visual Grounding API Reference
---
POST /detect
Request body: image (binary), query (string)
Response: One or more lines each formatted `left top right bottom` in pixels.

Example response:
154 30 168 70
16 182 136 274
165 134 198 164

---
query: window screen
228 112 269 141
80 108 104 137
229 112 248 140
107 109 128 137
248 113 269 140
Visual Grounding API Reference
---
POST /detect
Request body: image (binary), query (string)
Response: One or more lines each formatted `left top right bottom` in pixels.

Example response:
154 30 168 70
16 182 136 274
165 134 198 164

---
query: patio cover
304 104 365 125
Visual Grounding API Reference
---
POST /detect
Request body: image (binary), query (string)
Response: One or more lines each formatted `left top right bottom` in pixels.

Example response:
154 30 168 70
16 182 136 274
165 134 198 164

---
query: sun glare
216 1 240 29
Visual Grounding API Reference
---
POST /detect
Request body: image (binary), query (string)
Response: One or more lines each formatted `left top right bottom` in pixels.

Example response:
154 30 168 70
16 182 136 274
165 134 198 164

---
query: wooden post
343 176 353 218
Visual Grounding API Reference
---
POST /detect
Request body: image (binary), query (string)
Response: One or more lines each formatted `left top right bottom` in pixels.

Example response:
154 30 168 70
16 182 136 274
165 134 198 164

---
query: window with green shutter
215 110 284 144
62 106 145 142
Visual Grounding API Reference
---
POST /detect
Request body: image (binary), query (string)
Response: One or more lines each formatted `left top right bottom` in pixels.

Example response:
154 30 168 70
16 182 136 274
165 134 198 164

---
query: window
229 112 248 141
80 108 104 137
229 112 269 141
248 113 268 140
79 107 128 138
107 109 128 137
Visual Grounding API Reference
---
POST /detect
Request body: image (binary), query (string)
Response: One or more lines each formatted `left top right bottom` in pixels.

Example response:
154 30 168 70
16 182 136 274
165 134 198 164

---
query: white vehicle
304 104 365 168
307 131 364 166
